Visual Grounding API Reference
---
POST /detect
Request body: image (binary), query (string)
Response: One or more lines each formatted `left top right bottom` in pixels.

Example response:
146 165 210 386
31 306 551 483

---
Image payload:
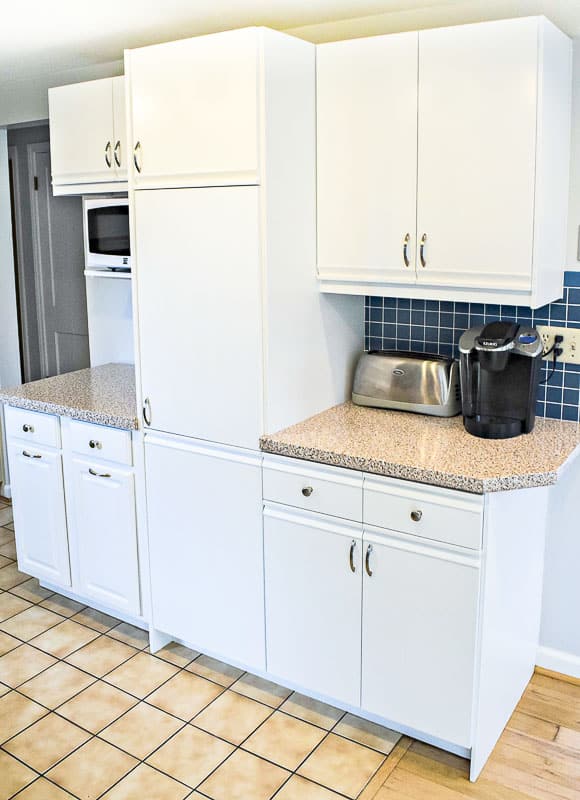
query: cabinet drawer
364 476 483 550
263 455 363 522
69 420 132 465
4 406 60 449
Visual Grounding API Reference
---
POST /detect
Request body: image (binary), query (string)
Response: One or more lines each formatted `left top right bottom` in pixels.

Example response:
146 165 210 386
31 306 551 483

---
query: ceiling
2 0 579 84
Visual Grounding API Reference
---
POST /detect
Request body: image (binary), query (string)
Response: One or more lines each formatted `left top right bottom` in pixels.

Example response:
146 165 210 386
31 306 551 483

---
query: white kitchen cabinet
49 76 127 193
361 527 480 747
317 16 572 307
317 32 419 286
134 187 262 449
7 442 71 586
264 504 363 706
66 456 139 615
126 27 260 189
144 433 265 670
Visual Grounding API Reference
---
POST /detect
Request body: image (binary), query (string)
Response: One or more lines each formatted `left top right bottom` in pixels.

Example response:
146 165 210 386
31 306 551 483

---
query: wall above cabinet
49 76 127 195
316 16 573 309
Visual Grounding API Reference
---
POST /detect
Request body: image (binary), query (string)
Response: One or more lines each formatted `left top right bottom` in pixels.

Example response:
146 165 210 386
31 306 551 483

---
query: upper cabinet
317 32 419 288
125 28 261 189
317 17 573 308
49 76 127 194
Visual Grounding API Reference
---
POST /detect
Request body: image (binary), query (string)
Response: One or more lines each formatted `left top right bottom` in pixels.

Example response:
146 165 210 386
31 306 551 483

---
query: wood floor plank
397 745 536 800
482 742 580 800
359 737 413 800
507 711 559 744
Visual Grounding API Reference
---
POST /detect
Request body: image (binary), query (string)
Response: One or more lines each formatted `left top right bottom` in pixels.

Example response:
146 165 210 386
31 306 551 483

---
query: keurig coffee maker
459 321 543 439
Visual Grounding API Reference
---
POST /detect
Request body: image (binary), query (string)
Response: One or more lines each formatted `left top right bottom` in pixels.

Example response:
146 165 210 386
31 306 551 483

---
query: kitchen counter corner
260 402 580 493
0 363 138 430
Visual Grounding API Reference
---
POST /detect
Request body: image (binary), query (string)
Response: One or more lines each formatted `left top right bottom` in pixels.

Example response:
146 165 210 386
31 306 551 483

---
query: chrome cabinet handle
143 397 151 427
301 486 313 498
133 141 142 173
410 510 423 522
89 439 102 450
403 233 410 267
114 140 121 168
22 450 41 459
365 544 373 577
22 424 34 433
89 468 111 478
419 233 427 268
105 141 112 168
349 539 357 573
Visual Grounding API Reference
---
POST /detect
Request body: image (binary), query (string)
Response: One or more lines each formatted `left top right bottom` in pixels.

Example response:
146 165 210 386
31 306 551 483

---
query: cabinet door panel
128 28 259 187
135 187 262 448
8 442 70 586
112 76 127 181
49 78 116 186
67 457 139 615
362 530 479 746
264 505 362 706
145 436 265 669
416 18 538 291
317 32 418 283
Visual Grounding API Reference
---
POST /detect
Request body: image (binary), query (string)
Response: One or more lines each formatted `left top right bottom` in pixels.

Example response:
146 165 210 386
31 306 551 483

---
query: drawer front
263 455 363 521
4 406 60 449
364 476 483 550
69 420 132 466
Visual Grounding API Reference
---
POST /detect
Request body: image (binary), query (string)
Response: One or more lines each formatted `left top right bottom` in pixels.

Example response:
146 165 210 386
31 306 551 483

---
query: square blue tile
397 325 411 340
369 307 383 322
384 308 397 323
454 313 469 330
369 296 383 308
545 402 562 420
563 405 579 422
568 289 580 305
565 270 580 288
411 299 426 311
440 312 454 328
411 310 425 325
425 311 439 326
567 305 580 324
398 298 411 310
563 388 579 405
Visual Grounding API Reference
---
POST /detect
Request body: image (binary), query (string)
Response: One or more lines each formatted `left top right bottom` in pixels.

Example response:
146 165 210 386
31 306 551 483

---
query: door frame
7 145 31 382
28 141 51 377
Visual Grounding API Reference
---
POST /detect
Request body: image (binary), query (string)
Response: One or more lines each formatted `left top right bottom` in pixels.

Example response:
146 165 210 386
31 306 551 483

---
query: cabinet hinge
33 176 38 191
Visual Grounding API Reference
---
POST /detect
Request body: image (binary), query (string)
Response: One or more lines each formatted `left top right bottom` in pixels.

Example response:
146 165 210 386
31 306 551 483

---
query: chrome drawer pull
410 510 423 522
403 232 410 267
22 450 41 459
143 397 151 426
22 424 34 433
365 544 373 577
301 486 313 497
89 468 111 478
349 539 357 573
105 140 112 168
133 141 142 173
89 440 102 450
419 233 427 268
114 140 121 168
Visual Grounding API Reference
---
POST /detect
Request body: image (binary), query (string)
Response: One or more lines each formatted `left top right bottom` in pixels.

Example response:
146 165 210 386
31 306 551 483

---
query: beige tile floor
0 499 401 800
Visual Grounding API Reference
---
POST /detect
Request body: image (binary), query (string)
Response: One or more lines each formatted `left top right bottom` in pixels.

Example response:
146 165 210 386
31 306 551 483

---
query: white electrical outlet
536 325 580 365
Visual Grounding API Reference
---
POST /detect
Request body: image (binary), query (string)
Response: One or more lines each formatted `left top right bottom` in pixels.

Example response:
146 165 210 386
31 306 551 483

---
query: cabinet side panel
531 18 573 306
261 30 363 435
470 486 548 780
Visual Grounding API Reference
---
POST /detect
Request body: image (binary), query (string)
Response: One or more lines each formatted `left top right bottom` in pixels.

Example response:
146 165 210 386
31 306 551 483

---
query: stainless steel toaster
352 350 461 417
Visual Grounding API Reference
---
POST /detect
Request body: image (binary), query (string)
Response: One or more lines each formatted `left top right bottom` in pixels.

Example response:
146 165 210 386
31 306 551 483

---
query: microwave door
86 205 130 270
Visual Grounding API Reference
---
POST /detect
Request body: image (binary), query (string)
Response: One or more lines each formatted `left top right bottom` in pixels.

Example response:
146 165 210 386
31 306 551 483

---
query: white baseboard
536 646 580 679
1 483 11 500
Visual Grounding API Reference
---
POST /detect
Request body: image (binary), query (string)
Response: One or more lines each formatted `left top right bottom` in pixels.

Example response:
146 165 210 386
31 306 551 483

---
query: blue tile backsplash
364 270 580 422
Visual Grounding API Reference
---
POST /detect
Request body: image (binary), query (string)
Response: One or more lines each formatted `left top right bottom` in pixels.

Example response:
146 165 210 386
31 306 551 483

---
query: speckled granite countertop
0 364 138 430
260 402 580 493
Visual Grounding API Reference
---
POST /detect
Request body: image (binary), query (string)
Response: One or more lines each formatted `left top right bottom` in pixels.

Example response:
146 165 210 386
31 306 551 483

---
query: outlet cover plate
536 325 580 365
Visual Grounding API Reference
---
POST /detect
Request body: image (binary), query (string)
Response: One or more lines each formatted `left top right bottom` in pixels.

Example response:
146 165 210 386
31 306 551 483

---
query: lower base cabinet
144 433 265 670
264 504 363 706
361 527 480 747
66 457 140 615
8 441 71 587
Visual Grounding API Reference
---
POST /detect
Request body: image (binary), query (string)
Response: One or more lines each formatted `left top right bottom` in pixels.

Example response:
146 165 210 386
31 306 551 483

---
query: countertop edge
259 437 560 495
0 396 139 432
